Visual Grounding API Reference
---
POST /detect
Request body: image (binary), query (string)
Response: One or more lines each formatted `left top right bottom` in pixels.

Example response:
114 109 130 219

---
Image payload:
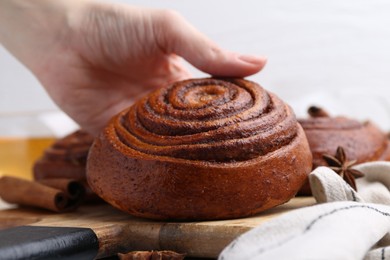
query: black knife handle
0 226 99 260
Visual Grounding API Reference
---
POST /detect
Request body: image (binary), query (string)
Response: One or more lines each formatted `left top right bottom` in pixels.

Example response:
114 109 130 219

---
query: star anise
118 250 185 260
322 146 365 191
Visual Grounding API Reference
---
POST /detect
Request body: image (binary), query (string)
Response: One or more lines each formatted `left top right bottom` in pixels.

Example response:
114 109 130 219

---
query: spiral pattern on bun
87 78 312 220
116 78 297 162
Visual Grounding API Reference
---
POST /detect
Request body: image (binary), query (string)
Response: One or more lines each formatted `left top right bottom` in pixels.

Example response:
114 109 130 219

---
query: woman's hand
0 0 266 135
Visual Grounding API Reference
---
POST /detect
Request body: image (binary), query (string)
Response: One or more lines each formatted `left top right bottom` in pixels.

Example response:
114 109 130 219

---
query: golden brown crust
87 78 312 220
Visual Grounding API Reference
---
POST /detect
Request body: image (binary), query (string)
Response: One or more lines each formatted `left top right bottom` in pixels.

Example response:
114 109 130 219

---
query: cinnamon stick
0 176 85 212
37 178 85 200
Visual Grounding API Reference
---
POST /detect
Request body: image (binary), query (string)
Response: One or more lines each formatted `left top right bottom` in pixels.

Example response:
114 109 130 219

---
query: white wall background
1 0 390 136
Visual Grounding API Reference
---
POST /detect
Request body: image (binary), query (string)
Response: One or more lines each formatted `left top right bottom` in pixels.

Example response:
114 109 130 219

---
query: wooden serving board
0 138 316 258
0 197 315 259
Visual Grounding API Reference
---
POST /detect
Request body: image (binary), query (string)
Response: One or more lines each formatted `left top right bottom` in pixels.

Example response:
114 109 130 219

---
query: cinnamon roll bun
298 106 390 195
87 78 312 220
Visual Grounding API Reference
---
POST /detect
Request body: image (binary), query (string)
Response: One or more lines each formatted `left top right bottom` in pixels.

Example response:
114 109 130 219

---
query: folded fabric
310 162 390 205
219 161 390 260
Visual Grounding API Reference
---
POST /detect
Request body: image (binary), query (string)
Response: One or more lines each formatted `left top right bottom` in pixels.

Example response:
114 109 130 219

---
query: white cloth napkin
219 161 390 260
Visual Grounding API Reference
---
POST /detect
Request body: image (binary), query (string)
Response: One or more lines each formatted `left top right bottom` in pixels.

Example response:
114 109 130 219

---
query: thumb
154 10 267 77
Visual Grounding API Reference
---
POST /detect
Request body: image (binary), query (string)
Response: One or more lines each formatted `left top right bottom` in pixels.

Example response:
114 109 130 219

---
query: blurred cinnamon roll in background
298 106 390 195
33 130 97 201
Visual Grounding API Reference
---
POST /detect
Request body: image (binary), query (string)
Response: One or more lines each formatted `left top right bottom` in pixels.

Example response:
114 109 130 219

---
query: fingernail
238 54 267 64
